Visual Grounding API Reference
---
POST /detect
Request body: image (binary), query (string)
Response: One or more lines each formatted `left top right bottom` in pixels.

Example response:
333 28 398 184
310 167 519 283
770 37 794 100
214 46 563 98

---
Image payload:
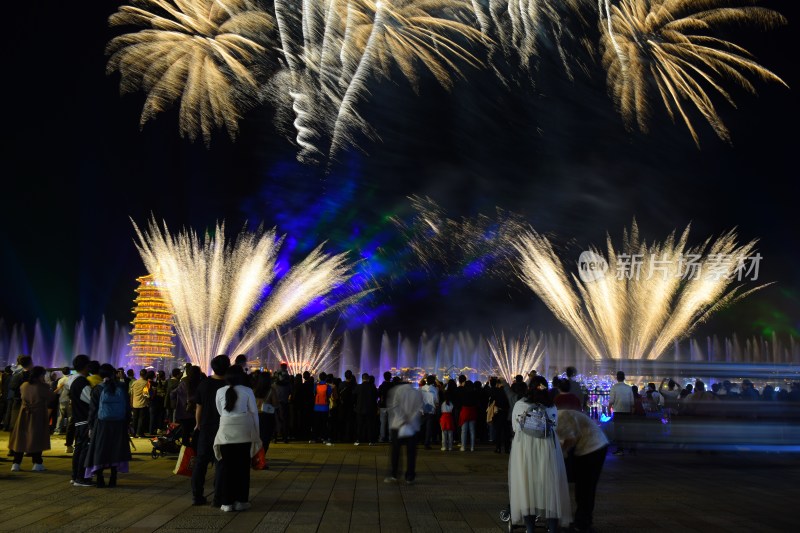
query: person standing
377 371 394 443
556 409 609 533
53 367 72 435
8 366 55 472
509 375 572 533
420 375 440 450
608 371 634 456
130 369 150 438
312 372 334 445
171 366 202 443
164 368 181 424
84 364 131 487
146 370 165 434
214 365 260 512
274 363 291 443
192 355 230 506
354 372 378 446
68 354 94 486
385 382 423 484
6 355 34 434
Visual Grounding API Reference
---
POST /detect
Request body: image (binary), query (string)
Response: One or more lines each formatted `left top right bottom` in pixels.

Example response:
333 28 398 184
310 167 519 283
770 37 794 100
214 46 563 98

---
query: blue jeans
460 420 475 450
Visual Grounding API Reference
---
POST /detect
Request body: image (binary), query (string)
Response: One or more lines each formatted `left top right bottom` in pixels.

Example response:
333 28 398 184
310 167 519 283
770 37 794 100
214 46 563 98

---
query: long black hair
526 375 553 407
99 363 117 392
224 365 247 412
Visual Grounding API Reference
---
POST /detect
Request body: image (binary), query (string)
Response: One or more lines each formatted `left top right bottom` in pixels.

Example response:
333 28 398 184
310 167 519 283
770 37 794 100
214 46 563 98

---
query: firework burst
601 0 787 145
132 217 361 371
270 325 339 375
486 329 543 383
106 0 276 143
514 221 768 361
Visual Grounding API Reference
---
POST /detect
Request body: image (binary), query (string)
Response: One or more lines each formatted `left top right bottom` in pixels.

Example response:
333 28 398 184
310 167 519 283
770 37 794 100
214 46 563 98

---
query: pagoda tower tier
128 274 175 367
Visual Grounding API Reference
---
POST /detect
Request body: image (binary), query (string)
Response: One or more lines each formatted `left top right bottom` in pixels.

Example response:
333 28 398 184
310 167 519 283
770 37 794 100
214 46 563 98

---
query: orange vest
315 383 330 407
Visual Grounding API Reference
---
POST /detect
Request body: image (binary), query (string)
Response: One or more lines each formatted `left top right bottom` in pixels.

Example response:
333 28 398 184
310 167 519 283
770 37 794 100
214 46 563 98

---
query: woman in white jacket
214 365 261 512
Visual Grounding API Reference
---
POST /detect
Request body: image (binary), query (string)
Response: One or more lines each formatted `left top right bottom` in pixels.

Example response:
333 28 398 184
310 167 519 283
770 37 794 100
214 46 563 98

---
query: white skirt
508 432 572 525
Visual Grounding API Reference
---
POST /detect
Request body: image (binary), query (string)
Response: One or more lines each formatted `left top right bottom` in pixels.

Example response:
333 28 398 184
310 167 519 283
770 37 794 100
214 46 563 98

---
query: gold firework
132 217 360 372
486 329 543 383
601 0 787 145
515 221 768 361
344 0 484 89
106 0 276 143
270 325 339 376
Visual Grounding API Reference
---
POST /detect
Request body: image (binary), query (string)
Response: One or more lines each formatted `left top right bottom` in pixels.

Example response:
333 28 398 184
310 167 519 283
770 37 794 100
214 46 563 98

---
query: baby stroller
150 423 184 458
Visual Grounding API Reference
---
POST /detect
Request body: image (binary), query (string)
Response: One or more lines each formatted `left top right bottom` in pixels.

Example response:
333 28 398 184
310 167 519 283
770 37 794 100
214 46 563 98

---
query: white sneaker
32 463 46 472
384 476 398 483
441 446 445 451
234 502 251 511
220 505 235 512
460 447 466 452
354 442 360 446
325 441 333 446
11 463 20 472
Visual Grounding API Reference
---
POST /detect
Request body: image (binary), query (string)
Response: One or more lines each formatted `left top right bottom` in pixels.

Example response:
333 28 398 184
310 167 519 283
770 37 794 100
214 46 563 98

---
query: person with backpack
84 364 131 488
509 375 571 533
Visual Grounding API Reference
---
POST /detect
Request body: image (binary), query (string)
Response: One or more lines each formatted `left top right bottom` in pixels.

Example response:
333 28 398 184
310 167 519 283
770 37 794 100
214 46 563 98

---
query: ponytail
223 365 246 412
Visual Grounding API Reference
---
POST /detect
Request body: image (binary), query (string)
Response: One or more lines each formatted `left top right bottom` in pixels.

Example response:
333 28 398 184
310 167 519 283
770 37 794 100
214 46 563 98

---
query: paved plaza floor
0 434 798 532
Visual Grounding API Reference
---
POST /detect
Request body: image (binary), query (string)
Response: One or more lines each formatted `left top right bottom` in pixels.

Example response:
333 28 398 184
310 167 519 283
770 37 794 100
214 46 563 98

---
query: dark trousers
13 451 42 464
573 445 608 529
313 411 329 442
132 407 148 437
219 443 250 506
191 433 222 502
276 402 289 441
389 429 418 482
493 415 511 452
258 412 275 454
613 412 632 450
357 413 375 443
149 398 165 434
72 424 90 481
65 418 76 446
422 413 437 446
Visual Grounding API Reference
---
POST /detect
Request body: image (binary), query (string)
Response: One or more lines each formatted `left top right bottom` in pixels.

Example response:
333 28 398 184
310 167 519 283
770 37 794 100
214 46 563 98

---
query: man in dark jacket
354 373 378 445
191 355 230 506
69 354 93 486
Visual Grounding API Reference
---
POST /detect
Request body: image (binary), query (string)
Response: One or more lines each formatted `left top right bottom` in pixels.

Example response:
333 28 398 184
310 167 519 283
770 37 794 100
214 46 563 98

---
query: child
440 392 455 451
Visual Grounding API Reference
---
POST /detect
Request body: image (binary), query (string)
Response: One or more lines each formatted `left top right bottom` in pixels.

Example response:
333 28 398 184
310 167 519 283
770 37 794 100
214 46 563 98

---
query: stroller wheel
499 508 511 522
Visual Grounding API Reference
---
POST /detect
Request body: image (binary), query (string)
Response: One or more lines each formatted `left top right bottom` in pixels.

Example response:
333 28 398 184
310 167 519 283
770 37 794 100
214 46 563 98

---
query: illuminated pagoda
128 274 175 367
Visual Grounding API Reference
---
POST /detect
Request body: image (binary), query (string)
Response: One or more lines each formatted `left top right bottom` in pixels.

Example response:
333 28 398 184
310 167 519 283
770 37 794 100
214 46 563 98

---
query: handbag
173 444 196 476
251 446 268 470
486 400 498 423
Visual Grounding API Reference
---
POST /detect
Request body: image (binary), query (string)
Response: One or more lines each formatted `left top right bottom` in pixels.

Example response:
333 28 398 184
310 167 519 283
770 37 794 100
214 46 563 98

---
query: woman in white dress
214 365 261 512
509 375 572 533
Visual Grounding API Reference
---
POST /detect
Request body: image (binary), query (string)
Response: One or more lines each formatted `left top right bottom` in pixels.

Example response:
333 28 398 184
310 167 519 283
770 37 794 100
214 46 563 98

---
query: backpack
517 402 556 439
98 384 126 421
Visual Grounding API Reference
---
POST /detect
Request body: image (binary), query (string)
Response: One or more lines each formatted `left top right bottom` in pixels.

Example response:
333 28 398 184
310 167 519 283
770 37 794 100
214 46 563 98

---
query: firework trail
106 0 277 144
486 329 543 383
600 0 787 145
269 325 339 375
132 217 362 371
514 221 768 361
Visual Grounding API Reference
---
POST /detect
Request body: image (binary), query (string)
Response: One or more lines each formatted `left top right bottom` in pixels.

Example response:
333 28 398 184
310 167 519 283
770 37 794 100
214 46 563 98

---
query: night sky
2 1 798 346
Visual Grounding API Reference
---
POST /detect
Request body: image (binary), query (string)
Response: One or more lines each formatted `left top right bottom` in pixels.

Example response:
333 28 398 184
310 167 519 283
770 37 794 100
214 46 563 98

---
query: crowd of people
5 353 798 532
